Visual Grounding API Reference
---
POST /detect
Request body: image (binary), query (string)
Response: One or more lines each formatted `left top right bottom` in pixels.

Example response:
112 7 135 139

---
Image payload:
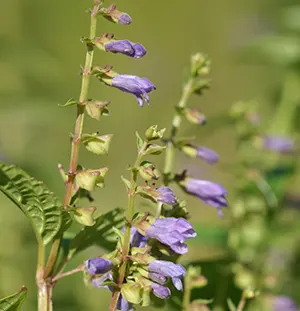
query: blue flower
263 135 294 153
91 272 113 289
148 260 186 291
85 257 113 275
272 296 298 311
118 13 132 25
111 75 156 107
105 40 146 58
117 295 134 311
145 217 196 254
183 178 228 217
151 283 171 299
130 226 148 248
156 187 177 205
196 147 219 164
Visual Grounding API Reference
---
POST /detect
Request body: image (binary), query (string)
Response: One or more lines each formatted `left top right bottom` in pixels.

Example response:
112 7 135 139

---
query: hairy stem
109 144 146 311
37 2 100 311
163 79 194 183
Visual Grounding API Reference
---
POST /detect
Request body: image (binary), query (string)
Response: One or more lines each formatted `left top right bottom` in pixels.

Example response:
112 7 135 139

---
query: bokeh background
0 0 298 310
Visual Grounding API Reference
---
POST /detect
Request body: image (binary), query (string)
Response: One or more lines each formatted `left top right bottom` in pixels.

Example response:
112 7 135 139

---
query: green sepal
99 4 131 25
75 167 109 191
227 298 237 311
85 100 110 120
121 282 143 304
112 227 124 247
82 133 113 155
143 144 166 155
59 98 80 108
139 161 160 181
73 206 97 226
0 286 27 311
145 125 166 141
192 78 211 95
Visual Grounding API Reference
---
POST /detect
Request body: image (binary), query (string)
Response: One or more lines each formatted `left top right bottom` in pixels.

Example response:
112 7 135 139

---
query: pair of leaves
0 163 63 245
0 286 27 311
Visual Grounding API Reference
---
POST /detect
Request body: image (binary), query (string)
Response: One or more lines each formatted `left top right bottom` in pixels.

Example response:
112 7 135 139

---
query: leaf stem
52 264 84 283
163 79 194 183
108 143 146 311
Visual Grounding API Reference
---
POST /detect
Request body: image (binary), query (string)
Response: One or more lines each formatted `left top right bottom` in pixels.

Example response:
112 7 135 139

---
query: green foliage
0 163 62 245
0 286 27 311
68 207 124 258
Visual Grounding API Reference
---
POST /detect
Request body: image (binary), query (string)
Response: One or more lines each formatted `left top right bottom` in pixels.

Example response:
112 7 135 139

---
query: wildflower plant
0 1 230 311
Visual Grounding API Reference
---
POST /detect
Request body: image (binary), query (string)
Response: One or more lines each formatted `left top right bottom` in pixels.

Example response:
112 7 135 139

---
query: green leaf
0 163 62 245
227 298 237 311
68 207 124 258
136 132 144 150
59 98 79 108
0 286 27 311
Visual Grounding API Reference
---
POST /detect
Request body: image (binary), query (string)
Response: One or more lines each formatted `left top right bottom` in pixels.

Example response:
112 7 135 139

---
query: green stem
108 144 146 311
182 275 191 311
163 79 194 183
52 264 84 283
38 2 100 311
236 297 246 311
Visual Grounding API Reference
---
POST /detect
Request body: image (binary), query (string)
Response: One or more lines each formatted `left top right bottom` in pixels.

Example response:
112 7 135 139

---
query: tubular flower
118 13 132 25
196 146 219 164
85 257 113 275
111 75 156 107
145 217 196 254
183 178 228 217
105 40 146 58
148 260 186 291
263 135 294 153
156 186 177 205
272 296 298 311
151 283 171 299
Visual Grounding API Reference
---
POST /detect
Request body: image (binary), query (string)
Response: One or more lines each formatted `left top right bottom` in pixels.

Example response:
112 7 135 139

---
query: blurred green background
0 0 288 310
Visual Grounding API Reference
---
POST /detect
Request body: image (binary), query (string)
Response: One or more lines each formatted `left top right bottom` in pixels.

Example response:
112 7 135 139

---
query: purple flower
196 147 219 164
85 257 113 275
105 40 146 58
130 226 148 248
111 75 156 107
151 283 171 299
272 296 298 311
118 13 132 25
148 260 186 291
184 178 228 217
157 187 177 205
117 295 134 311
145 217 196 254
263 135 294 153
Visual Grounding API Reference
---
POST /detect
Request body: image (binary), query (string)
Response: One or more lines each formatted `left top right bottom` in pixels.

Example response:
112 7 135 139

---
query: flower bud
143 144 166 155
99 4 132 25
76 167 109 192
139 161 160 181
145 125 166 141
136 185 177 205
190 53 211 77
82 133 113 155
74 206 96 226
85 100 110 120
85 257 113 275
184 108 206 125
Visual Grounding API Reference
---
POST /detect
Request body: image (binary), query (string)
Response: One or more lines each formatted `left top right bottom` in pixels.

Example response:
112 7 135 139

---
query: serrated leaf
0 163 62 245
59 98 79 108
227 298 237 311
68 207 124 258
0 286 27 311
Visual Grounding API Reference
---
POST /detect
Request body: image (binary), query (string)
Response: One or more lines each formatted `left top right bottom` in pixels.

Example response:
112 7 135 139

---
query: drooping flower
263 135 294 153
272 296 298 311
148 260 186 291
196 147 219 164
145 217 196 254
85 257 113 275
151 283 171 299
182 177 228 217
111 75 156 107
118 13 132 25
156 187 177 205
104 40 146 58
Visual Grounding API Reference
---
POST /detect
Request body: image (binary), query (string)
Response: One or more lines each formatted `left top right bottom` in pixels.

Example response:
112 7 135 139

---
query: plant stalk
108 144 146 311
163 79 194 183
